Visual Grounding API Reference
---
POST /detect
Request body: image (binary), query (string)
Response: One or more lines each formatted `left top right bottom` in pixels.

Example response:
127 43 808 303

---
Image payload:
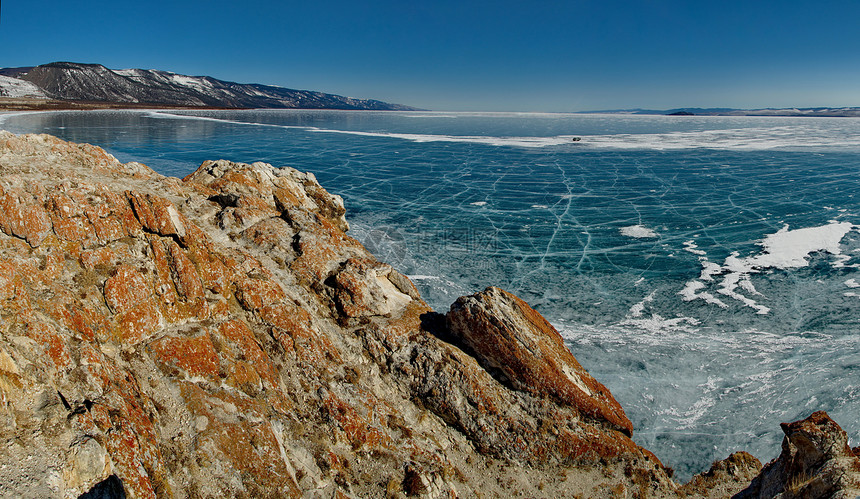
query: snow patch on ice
679 280 729 308
699 261 723 282
629 291 655 318
310 128 588 147
680 222 857 314
582 125 860 152
683 240 707 256
126 113 860 153
745 222 855 269
620 225 658 238
619 313 701 334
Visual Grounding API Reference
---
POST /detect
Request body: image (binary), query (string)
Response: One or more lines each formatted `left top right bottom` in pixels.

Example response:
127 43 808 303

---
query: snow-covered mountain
0 62 415 110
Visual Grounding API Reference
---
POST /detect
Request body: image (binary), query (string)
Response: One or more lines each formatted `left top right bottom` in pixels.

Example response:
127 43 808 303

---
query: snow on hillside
169 73 214 93
0 75 46 98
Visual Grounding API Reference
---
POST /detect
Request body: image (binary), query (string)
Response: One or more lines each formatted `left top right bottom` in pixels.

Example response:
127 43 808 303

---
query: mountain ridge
582 106 860 117
0 61 417 110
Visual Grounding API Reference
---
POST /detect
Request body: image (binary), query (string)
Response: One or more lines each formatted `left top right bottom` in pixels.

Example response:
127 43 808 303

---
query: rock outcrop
447 287 633 436
734 411 860 499
0 131 674 498
677 452 762 498
1 131 857 499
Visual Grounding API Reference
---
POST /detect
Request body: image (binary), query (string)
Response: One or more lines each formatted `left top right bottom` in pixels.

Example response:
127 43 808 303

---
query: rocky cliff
0 131 856 498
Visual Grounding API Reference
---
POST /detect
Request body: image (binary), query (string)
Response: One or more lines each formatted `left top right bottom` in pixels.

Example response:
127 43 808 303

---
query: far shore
0 97 241 112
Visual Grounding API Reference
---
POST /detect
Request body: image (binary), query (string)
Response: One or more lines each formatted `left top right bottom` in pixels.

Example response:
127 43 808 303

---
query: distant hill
0 62 417 110
583 107 860 117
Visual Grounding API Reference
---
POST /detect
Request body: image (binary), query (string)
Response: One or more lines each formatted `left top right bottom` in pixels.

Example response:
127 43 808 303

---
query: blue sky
1 0 859 111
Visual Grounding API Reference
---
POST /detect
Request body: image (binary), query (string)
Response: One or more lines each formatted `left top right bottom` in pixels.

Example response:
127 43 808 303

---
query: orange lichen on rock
321 390 392 450
60 303 104 342
149 333 220 380
92 188 143 240
166 240 208 317
49 191 97 244
261 301 342 366
25 315 72 371
177 381 303 497
104 264 151 314
111 300 162 345
289 213 364 283
235 276 286 312
0 183 53 247
126 190 188 240
216 319 279 388
183 231 231 294
333 257 415 318
447 286 633 435
80 246 124 269
0 260 26 306
102 422 158 498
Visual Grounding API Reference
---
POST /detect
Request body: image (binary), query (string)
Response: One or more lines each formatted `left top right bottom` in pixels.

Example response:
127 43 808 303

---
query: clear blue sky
2 0 859 111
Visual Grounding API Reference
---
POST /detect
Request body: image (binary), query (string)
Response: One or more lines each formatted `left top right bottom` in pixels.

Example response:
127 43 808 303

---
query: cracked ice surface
3 110 860 480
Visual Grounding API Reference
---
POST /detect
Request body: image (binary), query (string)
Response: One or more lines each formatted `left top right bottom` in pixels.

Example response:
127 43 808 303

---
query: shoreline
0 97 244 112
6 98 860 118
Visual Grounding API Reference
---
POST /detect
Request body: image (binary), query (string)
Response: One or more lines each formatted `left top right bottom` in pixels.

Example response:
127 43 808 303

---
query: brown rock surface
677 452 762 498
447 286 633 436
0 131 680 498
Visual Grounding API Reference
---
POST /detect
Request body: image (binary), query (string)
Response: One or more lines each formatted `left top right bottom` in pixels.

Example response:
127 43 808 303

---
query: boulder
734 411 860 499
447 286 633 435
678 452 762 498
